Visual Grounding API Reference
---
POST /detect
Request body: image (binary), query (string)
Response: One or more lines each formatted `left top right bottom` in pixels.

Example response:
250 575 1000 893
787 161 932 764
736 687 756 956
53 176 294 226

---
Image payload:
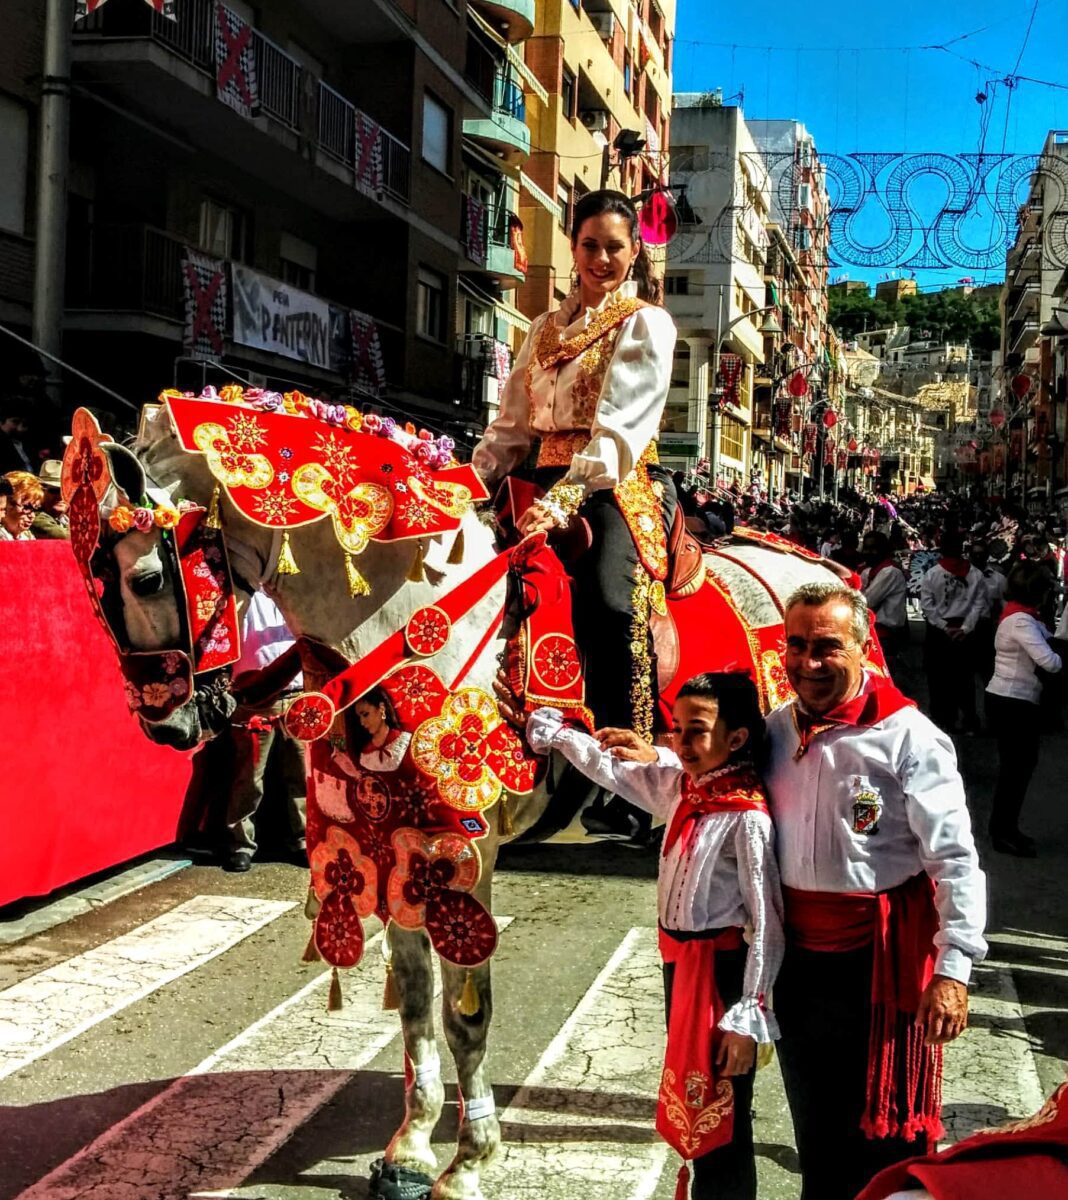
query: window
279 232 317 292
557 180 573 232
719 413 746 462
199 198 250 261
0 96 28 235
623 53 632 99
664 275 689 296
417 266 447 342
422 92 452 175
671 145 707 174
561 67 576 121
670 343 690 388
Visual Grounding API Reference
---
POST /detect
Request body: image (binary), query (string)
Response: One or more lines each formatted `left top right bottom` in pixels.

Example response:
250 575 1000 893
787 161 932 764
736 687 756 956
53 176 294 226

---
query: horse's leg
433 956 500 1200
384 924 445 1174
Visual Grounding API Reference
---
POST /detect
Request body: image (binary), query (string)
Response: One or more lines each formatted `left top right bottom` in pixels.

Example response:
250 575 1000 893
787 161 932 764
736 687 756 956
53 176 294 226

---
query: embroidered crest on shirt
850 777 882 835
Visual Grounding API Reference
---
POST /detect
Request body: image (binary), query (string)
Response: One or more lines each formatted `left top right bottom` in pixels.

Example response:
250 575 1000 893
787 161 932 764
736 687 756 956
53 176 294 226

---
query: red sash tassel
783 873 944 1143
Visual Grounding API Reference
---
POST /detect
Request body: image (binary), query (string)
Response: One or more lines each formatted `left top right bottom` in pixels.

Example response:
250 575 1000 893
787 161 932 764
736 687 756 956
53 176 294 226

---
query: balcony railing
76 0 410 204
68 225 185 321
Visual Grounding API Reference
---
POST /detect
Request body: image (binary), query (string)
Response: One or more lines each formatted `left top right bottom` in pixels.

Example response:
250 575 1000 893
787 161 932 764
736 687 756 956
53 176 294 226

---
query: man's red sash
783 872 944 1142
656 772 771 1183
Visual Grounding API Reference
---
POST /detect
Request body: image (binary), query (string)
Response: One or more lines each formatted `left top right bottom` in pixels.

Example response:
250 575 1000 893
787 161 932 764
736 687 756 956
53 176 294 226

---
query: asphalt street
0 630 1065 1200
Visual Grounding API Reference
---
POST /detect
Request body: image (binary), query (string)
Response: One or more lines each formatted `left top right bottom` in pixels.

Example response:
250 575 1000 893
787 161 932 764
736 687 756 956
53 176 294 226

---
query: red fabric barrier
0 541 193 906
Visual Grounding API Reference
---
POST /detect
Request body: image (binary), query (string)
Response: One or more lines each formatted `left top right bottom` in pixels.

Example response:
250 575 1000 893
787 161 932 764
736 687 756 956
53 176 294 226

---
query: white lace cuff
718 996 780 1044
526 706 566 755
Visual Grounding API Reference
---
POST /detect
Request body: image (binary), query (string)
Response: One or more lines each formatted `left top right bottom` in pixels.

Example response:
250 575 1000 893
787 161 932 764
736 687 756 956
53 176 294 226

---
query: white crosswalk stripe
0 895 293 1082
0 901 1055 1200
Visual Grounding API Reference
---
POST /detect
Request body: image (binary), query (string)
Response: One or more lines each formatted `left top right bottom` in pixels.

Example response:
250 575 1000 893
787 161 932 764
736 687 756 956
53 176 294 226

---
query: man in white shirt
919 531 988 733
860 530 908 670
765 581 986 1200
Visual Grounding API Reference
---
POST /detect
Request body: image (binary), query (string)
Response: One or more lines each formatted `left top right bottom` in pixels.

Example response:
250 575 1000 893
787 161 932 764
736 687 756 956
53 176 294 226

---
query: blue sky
673 0 1068 290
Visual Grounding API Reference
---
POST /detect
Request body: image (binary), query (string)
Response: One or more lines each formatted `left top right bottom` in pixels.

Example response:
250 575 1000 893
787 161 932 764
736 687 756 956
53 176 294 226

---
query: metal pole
709 283 723 485
32 0 74 410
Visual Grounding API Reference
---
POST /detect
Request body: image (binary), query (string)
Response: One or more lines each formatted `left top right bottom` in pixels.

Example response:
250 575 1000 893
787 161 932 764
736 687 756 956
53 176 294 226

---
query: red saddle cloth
856 1080 1068 1200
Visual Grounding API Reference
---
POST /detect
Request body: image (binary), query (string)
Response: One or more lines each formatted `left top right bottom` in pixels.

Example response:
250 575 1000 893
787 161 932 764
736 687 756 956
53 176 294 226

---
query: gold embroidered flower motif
410 688 503 812
252 490 299 525
658 1067 734 1157
193 422 274 490
291 462 393 555
227 411 268 452
313 431 357 480
407 475 472 521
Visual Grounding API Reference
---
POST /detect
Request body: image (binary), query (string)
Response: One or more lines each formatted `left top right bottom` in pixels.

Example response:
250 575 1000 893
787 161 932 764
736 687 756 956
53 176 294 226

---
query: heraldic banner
182 250 229 360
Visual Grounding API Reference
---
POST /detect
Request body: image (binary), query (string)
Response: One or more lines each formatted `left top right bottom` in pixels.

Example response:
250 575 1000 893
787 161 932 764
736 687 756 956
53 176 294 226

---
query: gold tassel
457 970 480 1017
344 552 371 597
447 527 465 565
382 961 400 1010
328 966 343 1011
205 483 222 530
407 539 426 583
276 530 301 576
301 930 321 963
498 797 515 837
304 886 320 920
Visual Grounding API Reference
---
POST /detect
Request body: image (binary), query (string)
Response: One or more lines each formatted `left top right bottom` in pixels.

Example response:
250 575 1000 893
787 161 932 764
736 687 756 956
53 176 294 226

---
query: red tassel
673 1162 690 1200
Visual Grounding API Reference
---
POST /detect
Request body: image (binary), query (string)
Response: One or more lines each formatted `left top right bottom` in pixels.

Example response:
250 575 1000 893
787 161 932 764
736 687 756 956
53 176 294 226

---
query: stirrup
368 1157 433 1200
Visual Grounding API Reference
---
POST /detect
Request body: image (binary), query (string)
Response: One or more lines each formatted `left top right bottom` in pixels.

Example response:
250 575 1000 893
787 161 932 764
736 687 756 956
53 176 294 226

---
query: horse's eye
128 570 165 598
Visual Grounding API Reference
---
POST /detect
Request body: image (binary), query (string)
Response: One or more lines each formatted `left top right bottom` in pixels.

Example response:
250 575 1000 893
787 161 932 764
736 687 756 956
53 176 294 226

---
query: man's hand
595 727 659 763
715 1032 756 1077
516 505 556 536
916 975 968 1045
493 670 527 731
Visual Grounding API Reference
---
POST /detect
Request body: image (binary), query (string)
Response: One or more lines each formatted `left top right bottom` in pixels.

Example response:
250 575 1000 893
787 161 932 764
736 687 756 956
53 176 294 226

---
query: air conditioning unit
580 109 609 133
588 11 616 37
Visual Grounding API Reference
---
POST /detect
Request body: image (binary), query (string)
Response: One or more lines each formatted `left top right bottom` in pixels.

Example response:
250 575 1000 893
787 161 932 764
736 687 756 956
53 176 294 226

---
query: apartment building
662 99 773 483
517 0 675 320
5 0 536 447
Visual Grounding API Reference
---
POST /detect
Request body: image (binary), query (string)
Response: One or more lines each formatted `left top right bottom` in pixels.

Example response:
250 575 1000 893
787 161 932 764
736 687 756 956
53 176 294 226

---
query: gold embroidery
630 567 655 740
615 442 668 581
570 323 627 427
760 648 794 709
536 430 590 468
658 1067 734 1157
538 481 585 526
537 298 648 368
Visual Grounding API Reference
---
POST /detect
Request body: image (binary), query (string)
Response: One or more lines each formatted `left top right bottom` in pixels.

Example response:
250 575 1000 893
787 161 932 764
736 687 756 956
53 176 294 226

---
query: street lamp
708 282 783 480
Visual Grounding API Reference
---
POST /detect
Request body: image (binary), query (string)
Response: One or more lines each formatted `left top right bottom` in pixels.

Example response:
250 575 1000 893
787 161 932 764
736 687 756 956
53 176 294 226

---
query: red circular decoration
989 409 1006 430
314 891 365 968
425 892 499 967
1011 374 1032 399
284 691 336 741
848 438 858 452
531 633 582 692
822 409 838 428
787 373 809 397
405 605 452 656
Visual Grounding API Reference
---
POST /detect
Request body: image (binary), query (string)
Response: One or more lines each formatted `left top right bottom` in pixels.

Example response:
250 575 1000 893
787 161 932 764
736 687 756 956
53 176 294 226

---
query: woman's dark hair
1005 560 1053 608
570 188 662 304
352 685 400 748
675 671 765 765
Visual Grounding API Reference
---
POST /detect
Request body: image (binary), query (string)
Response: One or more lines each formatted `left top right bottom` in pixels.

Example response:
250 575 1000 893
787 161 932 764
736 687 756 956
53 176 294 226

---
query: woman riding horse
473 189 677 746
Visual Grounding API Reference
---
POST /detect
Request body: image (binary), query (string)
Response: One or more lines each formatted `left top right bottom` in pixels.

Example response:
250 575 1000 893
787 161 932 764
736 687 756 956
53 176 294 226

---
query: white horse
98 406 852 1200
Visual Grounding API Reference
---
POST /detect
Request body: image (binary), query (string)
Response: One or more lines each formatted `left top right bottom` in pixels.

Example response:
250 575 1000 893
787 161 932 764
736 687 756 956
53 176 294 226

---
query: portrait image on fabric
761 581 987 1200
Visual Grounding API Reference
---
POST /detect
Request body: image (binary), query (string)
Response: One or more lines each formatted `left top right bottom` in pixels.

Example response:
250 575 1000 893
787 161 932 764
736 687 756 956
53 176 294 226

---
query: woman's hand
595 727 659 763
715 1032 756 1077
517 504 557 536
553 287 583 329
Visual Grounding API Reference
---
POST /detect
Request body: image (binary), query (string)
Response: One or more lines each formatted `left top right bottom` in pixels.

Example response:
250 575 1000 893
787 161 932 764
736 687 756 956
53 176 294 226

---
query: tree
828 287 1000 350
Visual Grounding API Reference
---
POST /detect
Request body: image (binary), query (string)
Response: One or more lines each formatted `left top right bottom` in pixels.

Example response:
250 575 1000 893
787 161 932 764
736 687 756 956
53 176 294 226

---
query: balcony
468 0 535 44
1009 279 1040 324
463 36 529 162
73 0 411 217
460 198 525 287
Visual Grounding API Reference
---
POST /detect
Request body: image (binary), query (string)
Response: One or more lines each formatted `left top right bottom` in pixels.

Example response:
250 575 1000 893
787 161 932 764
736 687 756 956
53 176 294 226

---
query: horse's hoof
368 1157 434 1200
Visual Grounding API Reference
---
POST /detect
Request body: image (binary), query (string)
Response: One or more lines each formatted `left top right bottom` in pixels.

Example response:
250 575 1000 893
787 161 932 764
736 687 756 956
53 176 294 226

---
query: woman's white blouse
471 283 677 496
986 611 1062 704
527 708 784 1042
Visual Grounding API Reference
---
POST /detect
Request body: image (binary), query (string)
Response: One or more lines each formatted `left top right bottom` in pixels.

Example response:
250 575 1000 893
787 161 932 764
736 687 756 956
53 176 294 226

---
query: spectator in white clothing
969 543 1005 684
860 531 908 670
985 561 1062 857
920 530 988 734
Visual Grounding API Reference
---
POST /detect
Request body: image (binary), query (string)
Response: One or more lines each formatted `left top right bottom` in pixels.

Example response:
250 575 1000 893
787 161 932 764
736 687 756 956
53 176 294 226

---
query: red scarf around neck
793 674 914 760
866 558 901 585
938 556 972 580
999 601 1041 625
663 765 769 857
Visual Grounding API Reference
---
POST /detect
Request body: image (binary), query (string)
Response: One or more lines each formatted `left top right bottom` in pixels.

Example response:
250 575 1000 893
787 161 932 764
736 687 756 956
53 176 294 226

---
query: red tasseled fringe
861 1005 945 1143
673 1161 690 1200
